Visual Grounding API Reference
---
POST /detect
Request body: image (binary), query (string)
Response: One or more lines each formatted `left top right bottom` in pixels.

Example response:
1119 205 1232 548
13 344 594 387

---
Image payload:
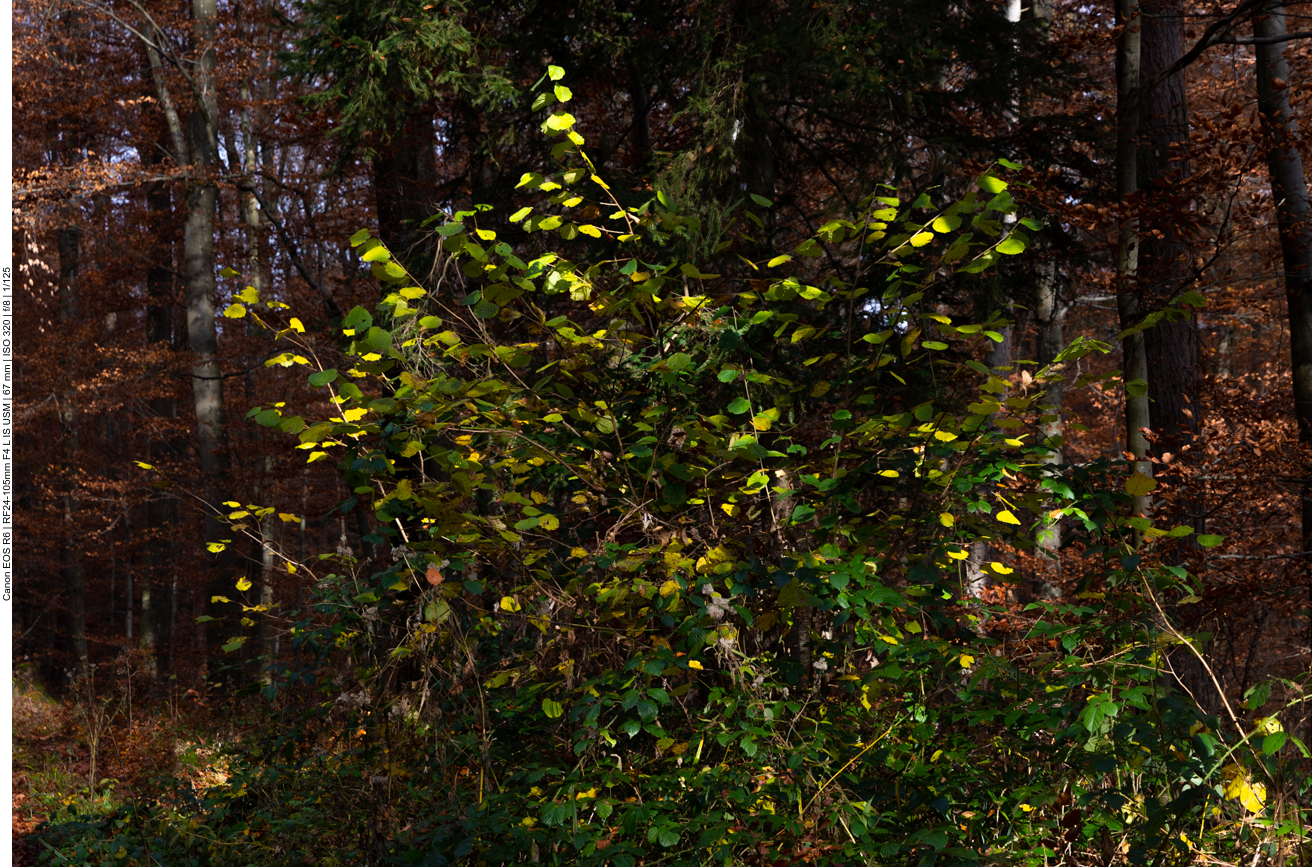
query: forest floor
11 666 232 865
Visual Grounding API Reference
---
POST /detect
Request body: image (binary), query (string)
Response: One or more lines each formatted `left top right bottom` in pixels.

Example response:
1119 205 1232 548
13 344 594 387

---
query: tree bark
1139 0 1201 467
1116 0 1154 523
58 216 87 671
141 54 179 669
185 0 230 538
1255 0 1312 680
373 96 438 280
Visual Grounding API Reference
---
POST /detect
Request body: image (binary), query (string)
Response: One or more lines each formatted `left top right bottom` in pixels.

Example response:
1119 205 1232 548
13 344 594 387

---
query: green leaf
997 158 1024 170
979 174 1008 193
309 369 338 387
361 245 391 262
221 637 247 653
750 194 773 207
717 368 739 383
727 397 751 414
547 65 565 81
1125 378 1149 398
473 300 500 318
1197 534 1224 548
996 234 1027 255
657 190 674 210
348 229 371 247
553 84 572 103
542 698 563 718
1263 731 1287 755
666 352 693 371
343 306 373 332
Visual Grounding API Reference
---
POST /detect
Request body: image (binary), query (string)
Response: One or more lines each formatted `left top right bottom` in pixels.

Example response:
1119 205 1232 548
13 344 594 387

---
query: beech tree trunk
1115 0 1154 520
1254 1 1312 666
58 215 87 671
141 50 178 669
185 0 229 537
1139 0 1200 468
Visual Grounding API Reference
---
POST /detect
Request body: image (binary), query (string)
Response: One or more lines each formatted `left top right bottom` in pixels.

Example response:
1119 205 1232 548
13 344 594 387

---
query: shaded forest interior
14 0 1312 865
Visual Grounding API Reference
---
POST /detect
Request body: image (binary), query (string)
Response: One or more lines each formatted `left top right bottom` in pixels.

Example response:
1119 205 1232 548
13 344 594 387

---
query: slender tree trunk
1034 249 1068 583
58 217 87 671
141 47 180 673
1139 0 1200 470
1255 1 1312 687
186 0 230 539
1116 0 1154 520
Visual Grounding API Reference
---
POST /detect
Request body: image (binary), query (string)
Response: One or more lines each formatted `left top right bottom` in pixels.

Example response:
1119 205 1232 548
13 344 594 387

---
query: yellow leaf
688 660 704 670
577 224 602 238
223 303 247 319
278 512 300 523
570 547 588 558
939 513 955 527
878 470 899 478
997 510 1021 525
721 503 740 517
933 430 958 442
1222 764 1266 812
660 579 680 598
988 561 1014 575
959 654 975 668
341 407 368 423
947 548 969 560
501 596 521 613
236 577 252 592
289 317 305 333
1126 471 1157 497
207 542 226 553
910 231 934 247
1255 716 1283 735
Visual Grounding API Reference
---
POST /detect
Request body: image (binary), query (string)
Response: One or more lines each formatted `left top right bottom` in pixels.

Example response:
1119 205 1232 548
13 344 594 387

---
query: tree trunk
1116 0 1154 522
1034 247 1068 578
1139 0 1200 469
185 0 230 539
142 113 178 671
58 217 86 671
1255 0 1312 693
373 98 438 280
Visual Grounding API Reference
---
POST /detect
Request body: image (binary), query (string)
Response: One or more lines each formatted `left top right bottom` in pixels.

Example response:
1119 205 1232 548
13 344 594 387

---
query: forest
12 0 1312 864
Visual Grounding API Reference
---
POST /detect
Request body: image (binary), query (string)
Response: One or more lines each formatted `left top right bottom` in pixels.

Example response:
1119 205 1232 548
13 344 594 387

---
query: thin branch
235 183 344 319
